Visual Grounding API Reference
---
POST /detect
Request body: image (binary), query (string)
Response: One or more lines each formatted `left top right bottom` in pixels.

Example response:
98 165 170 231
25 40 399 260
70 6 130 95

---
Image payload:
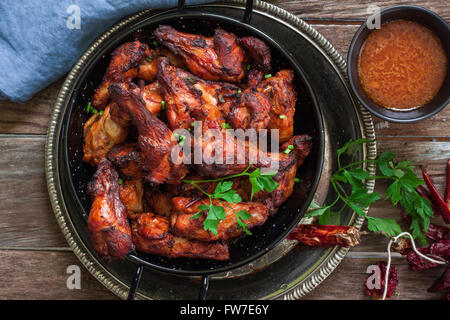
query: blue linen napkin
0 0 212 102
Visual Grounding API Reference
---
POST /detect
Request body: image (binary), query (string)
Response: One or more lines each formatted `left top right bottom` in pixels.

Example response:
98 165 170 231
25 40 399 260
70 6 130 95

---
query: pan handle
177 0 186 11
127 264 144 300
198 275 210 300
243 0 254 23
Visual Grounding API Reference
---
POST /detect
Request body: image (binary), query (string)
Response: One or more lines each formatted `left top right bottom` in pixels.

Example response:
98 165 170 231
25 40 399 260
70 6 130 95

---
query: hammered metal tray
45 0 376 299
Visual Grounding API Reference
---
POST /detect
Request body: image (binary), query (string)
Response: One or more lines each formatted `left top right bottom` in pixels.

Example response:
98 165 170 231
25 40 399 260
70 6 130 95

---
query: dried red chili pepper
406 240 449 271
400 210 449 242
365 261 398 299
287 224 360 248
429 240 450 261
406 246 439 271
421 166 450 224
426 223 450 241
428 266 449 292
445 159 450 205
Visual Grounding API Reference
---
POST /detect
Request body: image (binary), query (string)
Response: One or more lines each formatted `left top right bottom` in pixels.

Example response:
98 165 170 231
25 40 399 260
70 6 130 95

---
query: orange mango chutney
358 20 447 111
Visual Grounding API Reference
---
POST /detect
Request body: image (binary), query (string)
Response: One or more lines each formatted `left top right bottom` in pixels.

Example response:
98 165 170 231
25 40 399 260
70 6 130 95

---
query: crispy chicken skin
154 25 246 82
156 57 203 130
171 197 269 241
194 135 295 178
107 143 143 180
109 82 187 185
92 41 151 109
281 134 313 168
137 47 183 82
119 179 144 213
83 103 128 166
261 70 297 144
227 87 271 130
145 188 174 217
235 135 312 211
140 81 164 115
240 36 271 72
130 212 229 260
83 26 314 262
87 159 134 261
246 68 264 88
156 57 239 131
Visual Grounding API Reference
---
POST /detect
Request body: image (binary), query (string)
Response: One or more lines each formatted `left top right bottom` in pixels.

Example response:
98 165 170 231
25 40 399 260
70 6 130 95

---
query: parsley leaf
184 165 278 236
308 139 433 242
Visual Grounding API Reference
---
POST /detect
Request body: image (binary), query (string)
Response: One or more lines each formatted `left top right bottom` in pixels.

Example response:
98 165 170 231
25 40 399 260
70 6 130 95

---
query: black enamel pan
57 0 325 299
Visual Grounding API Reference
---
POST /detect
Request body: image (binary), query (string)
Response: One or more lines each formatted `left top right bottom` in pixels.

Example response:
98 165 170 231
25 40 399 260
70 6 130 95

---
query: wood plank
0 80 62 135
268 0 450 21
372 109 450 139
0 250 115 299
0 136 67 248
303 257 446 300
0 250 444 300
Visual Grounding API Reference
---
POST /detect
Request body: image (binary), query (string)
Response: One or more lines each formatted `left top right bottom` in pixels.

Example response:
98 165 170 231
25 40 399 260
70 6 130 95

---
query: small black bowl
347 5 450 123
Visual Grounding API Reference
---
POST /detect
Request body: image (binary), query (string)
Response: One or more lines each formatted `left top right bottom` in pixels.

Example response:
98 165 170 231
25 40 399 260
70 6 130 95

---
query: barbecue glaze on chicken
87 159 134 261
82 26 316 262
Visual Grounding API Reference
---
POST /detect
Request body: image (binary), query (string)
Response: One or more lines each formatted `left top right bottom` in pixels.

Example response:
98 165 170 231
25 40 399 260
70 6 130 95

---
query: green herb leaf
306 205 331 218
377 151 396 177
336 138 370 162
214 181 233 194
221 122 232 129
304 138 433 243
366 216 402 237
386 180 402 205
183 166 277 235
236 210 252 235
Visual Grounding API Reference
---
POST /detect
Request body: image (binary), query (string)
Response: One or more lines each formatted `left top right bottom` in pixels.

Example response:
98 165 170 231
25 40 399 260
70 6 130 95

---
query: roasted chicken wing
240 36 271 72
227 87 271 130
83 25 316 263
154 25 247 82
83 103 128 166
156 57 239 131
140 81 164 115
281 134 313 168
171 197 269 241
137 47 183 81
107 143 143 180
92 41 151 109
119 179 144 213
234 134 312 211
109 82 187 185
130 212 229 260
144 188 174 217
261 70 297 144
87 159 134 261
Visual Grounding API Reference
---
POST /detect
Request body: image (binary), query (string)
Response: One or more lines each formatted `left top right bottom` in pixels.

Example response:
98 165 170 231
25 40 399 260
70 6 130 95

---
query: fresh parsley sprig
184 165 279 236
307 138 434 244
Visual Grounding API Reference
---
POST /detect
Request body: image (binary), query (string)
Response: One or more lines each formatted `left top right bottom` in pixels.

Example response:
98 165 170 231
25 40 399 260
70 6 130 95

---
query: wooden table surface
0 0 449 300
